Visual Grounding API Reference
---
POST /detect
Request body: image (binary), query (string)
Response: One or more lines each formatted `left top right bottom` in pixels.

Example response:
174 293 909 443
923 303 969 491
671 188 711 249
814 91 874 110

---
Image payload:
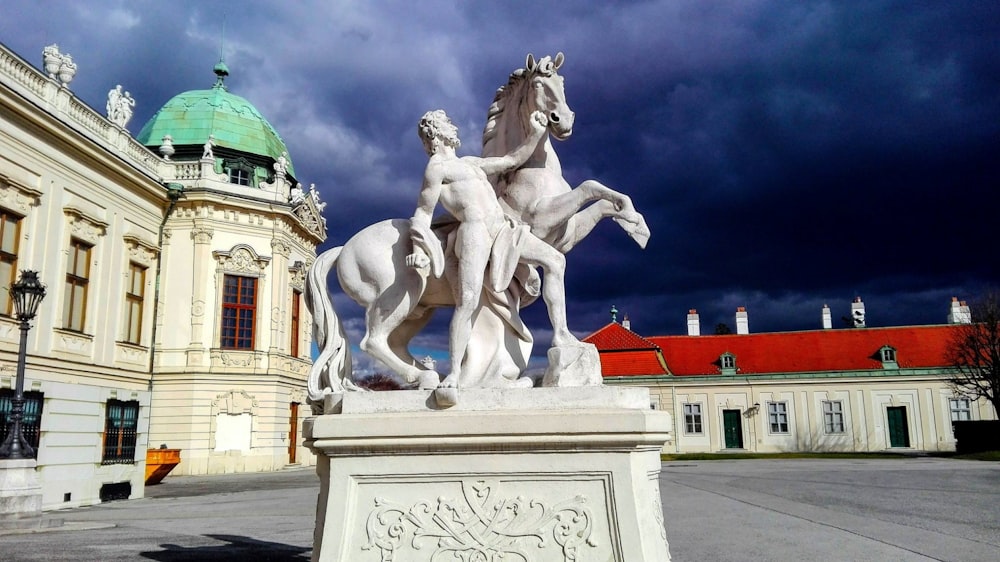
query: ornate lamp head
10 270 46 321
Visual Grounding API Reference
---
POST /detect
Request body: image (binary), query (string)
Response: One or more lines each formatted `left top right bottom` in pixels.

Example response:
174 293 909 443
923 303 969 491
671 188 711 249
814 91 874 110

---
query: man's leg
442 221 490 387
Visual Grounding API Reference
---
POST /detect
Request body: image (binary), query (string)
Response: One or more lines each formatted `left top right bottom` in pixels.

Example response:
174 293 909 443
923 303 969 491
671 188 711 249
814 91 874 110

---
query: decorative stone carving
270 238 291 258
212 390 258 415
106 84 135 128
159 135 175 160
363 479 596 562
191 299 205 318
0 174 43 213
288 262 306 292
291 184 326 240
42 44 62 78
123 234 158 267
202 134 216 160
57 54 76 87
213 244 270 274
64 206 108 245
191 227 214 245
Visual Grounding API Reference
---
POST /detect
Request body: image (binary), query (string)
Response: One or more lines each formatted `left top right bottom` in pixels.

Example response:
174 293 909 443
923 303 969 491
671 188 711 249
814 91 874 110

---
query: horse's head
525 53 574 141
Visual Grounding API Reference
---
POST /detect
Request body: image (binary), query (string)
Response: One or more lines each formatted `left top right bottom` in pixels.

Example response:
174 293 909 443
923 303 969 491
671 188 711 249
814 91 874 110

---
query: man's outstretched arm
474 111 548 176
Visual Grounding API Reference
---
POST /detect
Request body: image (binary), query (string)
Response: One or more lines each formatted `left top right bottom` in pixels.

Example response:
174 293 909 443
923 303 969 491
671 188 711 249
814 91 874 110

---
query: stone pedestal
0 459 50 531
304 386 672 562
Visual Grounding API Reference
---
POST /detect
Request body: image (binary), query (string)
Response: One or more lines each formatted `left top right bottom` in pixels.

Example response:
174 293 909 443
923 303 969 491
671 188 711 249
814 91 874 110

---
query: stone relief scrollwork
64 206 108 245
191 227 214 245
212 389 258 414
0 174 43 214
288 261 306 292
363 479 596 562
213 244 271 274
123 234 158 267
271 238 291 257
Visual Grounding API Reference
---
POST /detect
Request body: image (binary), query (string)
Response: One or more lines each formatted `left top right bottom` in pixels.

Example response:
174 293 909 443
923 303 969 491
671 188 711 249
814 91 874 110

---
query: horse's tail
304 246 352 404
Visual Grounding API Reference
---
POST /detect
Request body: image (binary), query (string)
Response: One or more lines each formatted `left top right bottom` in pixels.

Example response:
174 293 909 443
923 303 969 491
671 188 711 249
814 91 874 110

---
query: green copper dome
136 64 294 176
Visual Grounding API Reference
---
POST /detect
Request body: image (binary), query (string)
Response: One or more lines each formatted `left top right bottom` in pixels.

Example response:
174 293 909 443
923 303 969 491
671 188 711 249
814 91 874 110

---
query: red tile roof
583 323 669 376
591 324 960 377
584 322 660 350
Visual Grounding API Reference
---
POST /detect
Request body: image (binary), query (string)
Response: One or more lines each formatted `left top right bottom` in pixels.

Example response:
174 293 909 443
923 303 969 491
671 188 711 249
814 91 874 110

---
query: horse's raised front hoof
613 213 650 249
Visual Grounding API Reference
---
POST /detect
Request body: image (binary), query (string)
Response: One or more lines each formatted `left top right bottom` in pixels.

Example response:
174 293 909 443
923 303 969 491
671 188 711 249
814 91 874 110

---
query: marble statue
202 134 216 159
290 183 306 206
274 151 289 178
407 109 579 389
106 85 122 122
304 53 649 408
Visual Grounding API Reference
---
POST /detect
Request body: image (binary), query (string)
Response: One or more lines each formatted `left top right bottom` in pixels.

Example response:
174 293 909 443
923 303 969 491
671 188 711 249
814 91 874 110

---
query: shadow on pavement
141 534 310 561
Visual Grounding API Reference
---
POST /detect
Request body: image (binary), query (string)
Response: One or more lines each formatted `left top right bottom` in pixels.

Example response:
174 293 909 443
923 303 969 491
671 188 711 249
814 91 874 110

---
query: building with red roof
584 299 996 454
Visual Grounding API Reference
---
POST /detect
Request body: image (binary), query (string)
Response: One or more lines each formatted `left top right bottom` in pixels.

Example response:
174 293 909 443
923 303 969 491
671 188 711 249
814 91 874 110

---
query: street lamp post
0 271 46 460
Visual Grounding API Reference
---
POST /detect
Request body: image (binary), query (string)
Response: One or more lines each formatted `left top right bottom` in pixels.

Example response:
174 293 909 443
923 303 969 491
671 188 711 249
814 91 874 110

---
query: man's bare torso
427 155 505 228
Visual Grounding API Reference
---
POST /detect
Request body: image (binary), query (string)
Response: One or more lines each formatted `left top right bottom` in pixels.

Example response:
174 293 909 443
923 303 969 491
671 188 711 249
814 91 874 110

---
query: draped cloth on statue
427 215 540 385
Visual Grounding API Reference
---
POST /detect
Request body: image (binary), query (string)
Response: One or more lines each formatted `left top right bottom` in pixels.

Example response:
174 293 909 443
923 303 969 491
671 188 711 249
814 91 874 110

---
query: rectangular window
823 400 845 433
63 239 92 331
102 399 138 464
229 168 251 186
124 263 146 345
290 289 301 357
768 401 789 433
0 389 43 458
221 275 257 349
950 398 971 422
683 403 703 434
0 211 22 316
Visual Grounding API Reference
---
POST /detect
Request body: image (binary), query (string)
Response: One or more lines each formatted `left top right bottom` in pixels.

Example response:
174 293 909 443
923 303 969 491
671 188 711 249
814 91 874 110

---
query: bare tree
947 291 1000 418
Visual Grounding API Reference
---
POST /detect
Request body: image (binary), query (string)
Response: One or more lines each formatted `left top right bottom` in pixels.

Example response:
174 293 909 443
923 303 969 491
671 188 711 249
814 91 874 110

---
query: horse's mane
481 68 529 159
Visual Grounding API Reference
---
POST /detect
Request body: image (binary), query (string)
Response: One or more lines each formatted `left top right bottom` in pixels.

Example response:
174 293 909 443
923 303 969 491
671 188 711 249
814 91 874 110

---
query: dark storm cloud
3 1 998 371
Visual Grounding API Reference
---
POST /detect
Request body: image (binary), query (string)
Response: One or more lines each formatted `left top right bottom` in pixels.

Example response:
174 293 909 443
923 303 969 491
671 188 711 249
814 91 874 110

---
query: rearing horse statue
304 53 650 408
484 53 649 252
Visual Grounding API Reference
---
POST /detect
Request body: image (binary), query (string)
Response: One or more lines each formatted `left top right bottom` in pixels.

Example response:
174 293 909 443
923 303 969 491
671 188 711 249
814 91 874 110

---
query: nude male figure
407 110 579 388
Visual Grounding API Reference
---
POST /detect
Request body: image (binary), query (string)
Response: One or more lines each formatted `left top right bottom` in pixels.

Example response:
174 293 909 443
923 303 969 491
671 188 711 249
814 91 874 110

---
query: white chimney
622 314 631 331
736 307 749 335
948 297 972 324
822 304 832 329
851 297 866 328
687 309 700 336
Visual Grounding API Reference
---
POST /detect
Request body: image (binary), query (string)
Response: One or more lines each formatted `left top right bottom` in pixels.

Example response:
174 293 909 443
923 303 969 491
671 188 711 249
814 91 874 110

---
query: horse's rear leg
360 287 436 389
387 309 440 389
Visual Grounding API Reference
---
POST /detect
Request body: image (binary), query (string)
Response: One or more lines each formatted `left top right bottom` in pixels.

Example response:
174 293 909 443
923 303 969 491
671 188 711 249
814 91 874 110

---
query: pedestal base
0 459 62 531
304 387 672 561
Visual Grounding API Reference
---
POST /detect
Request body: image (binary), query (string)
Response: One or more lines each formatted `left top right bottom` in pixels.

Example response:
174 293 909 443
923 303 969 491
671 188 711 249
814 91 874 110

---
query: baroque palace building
586 298 997 454
0 41 324 510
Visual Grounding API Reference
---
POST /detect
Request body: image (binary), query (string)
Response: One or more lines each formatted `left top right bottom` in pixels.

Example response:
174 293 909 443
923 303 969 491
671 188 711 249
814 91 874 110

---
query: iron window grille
0 390 43 458
102 399 138 464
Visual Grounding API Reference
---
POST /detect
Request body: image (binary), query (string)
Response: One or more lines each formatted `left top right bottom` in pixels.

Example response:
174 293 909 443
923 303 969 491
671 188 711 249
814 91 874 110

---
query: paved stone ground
1 458 998 561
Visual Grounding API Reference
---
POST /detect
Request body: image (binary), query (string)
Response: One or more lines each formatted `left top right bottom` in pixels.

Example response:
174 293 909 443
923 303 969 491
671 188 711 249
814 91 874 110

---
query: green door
723 409 743 449
887 406 910 448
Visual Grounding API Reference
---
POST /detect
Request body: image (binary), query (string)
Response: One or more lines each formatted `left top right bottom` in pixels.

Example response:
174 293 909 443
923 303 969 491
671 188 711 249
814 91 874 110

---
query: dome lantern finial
213 59 229 90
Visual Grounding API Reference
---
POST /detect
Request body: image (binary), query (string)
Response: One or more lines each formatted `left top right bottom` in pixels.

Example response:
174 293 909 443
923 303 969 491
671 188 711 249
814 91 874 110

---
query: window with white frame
949 398 971 421
720 353 736 370
768 401 789 433
683 403 703 434
823 400 845 433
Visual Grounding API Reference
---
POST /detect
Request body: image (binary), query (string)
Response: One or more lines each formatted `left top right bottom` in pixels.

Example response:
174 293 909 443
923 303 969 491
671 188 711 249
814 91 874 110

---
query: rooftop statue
304 53 649 409
106 85 136 128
